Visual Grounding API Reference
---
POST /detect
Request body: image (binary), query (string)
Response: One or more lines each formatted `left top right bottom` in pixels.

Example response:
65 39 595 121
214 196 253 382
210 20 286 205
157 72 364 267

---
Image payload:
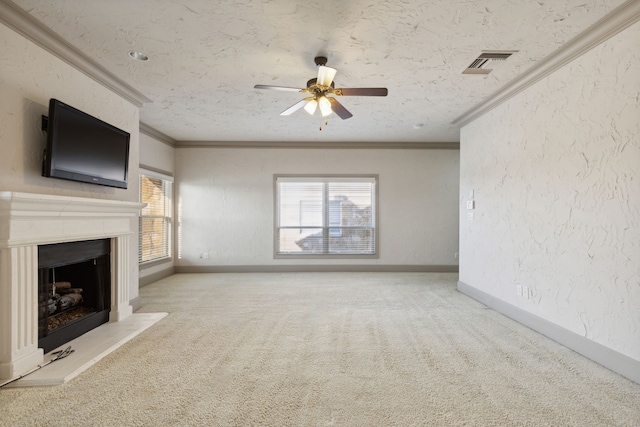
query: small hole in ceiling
128 51 149 61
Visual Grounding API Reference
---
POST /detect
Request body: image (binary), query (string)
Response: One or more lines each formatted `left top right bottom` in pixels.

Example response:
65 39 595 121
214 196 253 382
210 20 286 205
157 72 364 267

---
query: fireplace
38 239 112 353
0 192 143 382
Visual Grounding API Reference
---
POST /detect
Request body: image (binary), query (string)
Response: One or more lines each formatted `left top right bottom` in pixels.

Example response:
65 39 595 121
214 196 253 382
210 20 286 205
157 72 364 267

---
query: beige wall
459 21 640 361
175 147 460 269
140 132 175 176
138 131 176 282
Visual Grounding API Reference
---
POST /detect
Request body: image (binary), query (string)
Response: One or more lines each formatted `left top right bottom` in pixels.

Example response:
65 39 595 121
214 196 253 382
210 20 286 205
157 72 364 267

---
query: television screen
43 99 130 189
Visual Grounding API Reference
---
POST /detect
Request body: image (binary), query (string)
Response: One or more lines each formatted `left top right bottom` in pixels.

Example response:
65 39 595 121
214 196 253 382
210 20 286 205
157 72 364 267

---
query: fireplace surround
0 191 143 381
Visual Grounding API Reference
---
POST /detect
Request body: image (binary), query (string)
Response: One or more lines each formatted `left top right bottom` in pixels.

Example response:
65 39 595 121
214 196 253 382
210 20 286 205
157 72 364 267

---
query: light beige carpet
1 272 639 426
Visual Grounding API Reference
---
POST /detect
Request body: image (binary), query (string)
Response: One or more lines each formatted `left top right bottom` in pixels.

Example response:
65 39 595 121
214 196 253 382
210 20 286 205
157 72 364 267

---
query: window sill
274 253 379 260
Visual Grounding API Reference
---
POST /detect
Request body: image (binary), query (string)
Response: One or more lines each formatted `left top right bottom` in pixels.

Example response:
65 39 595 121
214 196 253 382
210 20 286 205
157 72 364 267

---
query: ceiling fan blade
280 99 309 116
254 84 303 92
335 88 388 96
328 97 353 120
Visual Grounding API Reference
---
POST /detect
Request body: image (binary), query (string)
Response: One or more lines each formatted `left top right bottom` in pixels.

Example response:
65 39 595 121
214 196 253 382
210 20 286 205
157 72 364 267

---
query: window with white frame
275 175 377 256
139 169 173 264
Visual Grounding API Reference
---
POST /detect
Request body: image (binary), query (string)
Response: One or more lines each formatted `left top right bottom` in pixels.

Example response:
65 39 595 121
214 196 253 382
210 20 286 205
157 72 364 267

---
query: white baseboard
457 281 640 385
139 267 175 287
129 296 142 312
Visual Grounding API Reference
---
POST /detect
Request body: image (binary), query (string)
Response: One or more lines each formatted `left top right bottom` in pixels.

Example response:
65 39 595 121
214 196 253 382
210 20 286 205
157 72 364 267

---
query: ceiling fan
254 56 388 120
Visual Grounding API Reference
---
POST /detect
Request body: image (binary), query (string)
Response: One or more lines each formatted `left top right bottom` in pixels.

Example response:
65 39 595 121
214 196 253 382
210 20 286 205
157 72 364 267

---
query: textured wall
460 22 640 360
175 147 459 267
0 23 141 300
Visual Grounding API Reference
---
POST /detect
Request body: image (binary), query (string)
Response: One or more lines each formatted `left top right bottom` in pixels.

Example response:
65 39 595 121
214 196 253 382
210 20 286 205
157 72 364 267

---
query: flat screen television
42 98 130 189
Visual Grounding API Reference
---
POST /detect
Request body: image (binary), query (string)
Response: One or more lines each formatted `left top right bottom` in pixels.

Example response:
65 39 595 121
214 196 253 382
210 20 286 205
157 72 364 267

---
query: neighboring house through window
275 175 378 257
139 169 173 264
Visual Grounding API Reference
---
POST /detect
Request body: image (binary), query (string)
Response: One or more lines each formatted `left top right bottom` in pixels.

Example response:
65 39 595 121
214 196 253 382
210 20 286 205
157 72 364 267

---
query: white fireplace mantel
0 191 143 381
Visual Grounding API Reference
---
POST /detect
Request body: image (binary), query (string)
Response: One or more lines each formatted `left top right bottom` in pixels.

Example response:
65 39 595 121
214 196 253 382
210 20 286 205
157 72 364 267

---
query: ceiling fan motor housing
306 78 335 93
314 56 328 67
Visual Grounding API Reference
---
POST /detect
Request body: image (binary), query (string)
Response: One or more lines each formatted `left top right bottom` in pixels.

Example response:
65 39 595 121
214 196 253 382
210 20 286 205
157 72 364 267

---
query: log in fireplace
38 239 111 353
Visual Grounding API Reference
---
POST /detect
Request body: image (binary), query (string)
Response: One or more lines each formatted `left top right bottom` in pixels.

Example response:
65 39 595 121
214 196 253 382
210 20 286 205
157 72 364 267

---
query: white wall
175 147 459 269
0 23 141 301
459 21 640 361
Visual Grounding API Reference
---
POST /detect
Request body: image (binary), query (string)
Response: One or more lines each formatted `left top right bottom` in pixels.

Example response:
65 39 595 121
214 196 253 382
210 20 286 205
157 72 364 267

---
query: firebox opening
38 239 111 353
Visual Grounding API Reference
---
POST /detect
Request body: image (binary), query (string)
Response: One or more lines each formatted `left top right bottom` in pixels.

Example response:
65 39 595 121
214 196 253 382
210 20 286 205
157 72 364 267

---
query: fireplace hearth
38 239 111 353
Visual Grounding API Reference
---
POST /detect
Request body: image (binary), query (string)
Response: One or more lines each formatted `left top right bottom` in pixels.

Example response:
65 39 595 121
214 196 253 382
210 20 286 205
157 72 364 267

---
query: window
275 175 377 257
139 170 173 264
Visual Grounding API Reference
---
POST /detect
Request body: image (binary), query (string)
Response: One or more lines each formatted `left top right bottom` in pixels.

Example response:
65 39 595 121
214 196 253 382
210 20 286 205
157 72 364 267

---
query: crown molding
174 140 460 150
139 122 177 147
452 0 640 127
0 0 151 107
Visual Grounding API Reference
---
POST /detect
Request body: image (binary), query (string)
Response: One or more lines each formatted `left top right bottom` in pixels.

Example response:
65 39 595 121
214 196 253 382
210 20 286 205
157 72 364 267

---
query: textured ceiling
9 0 626 143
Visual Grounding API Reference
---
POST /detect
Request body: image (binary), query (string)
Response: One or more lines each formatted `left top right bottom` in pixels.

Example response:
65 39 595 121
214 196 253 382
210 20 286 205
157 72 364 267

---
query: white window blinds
276 176 377 256
139 171 173 263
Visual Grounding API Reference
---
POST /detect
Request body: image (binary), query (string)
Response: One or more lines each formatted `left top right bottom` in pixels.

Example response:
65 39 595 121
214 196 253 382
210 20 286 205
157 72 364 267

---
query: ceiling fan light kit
318 96 332 117
304 99 318 115
255 56 388 121
317 66 337 87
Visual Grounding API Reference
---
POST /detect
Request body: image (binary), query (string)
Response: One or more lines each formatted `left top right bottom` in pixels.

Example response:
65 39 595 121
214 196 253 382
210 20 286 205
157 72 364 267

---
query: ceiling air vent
463 51 516 75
